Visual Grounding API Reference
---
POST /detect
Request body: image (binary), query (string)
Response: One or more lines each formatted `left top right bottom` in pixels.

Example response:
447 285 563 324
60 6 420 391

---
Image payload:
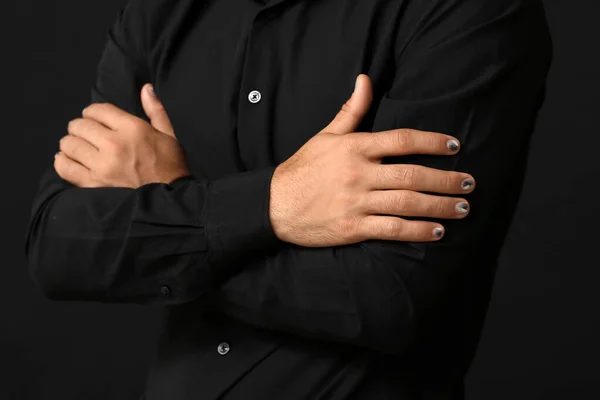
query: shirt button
217 342 230 356
248 90 261 104
160 285 171 298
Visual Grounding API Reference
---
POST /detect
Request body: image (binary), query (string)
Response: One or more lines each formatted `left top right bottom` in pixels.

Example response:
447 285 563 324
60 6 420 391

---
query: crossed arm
24 0 552 355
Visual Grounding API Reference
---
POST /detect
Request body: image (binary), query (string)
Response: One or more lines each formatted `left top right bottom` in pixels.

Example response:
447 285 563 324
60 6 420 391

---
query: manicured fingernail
447 139 459 151
461 178 474 190
456 202 469 213
148 85 156 96
82 107 87 114
433 227 444 238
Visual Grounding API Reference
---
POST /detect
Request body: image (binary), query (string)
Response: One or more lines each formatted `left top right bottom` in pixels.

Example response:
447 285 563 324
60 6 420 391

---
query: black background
3 0 598 399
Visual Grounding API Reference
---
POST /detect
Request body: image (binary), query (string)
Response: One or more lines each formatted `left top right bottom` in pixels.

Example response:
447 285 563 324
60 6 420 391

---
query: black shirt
24 0 552 398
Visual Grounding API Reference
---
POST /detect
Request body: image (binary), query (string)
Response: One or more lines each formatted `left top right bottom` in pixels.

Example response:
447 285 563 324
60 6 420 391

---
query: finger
356 215 445 242
321 74 373 135
54 151 94 187
371 164 475 193
355 128 461 160
141 83 176 138
82 102 140 131
59 134 100 169
363 190 471 219
67 118 112 150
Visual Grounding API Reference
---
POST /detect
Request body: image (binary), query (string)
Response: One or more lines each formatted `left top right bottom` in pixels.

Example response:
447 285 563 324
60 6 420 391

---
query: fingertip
140 83 152 98
143 83 158 99
354 75 361 93
446 138 460 153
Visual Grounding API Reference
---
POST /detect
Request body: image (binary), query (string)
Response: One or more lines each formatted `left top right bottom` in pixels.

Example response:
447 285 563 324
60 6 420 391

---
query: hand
269 74 476 247
54 84 191 189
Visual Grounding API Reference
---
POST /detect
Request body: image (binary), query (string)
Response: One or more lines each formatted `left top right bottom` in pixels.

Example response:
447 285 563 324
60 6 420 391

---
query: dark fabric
23 0 552 398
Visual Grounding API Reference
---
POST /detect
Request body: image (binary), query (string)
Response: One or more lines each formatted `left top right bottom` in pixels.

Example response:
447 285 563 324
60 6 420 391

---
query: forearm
24 165 282 303
24 0 284 303
208 0 552 354
214 239 422 355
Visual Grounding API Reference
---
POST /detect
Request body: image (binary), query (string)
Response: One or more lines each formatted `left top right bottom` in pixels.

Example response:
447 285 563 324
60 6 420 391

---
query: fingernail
433 227 444 238
447 139 459 151
354 75 360 92
461 178 474 190
456 202 469 213
148 85 156 96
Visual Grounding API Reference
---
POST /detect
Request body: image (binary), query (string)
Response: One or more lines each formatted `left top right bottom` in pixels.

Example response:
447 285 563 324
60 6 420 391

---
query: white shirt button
217 342 230 355
248 90 262 103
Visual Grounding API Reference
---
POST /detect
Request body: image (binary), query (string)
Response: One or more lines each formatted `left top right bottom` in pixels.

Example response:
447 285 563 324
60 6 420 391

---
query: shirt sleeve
23 0 284 304
209 0 553 355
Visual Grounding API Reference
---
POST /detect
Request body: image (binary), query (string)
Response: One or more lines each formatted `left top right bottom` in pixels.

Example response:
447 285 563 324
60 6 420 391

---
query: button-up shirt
24 0 552 398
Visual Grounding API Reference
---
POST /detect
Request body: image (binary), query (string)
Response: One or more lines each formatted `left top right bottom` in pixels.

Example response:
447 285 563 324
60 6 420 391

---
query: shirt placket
236 3 291 170
200 4 291 398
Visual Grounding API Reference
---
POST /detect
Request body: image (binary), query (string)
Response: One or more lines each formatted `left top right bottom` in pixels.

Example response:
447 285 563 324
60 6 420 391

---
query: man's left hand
54 83 192 189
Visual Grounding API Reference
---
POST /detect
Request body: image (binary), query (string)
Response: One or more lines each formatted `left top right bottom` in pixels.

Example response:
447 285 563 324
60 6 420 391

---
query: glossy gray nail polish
447 140 459 151
456 202 469 213
433 227 444 237
461 179 474 190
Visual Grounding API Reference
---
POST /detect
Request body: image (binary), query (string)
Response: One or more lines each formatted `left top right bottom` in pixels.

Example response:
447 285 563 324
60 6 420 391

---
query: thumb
321 74 373 135
141 83 176 138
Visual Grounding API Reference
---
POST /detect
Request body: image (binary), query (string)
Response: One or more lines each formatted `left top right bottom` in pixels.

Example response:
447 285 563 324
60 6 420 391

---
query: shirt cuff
169 174 196 187
205 166 284 274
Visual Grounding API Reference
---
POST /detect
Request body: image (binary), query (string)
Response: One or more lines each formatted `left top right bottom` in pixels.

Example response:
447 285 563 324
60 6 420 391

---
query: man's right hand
269 74 476 247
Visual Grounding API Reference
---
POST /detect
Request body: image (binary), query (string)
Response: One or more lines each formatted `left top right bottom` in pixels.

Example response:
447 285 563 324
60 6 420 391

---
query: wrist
269 164 293 243
204 166 283 271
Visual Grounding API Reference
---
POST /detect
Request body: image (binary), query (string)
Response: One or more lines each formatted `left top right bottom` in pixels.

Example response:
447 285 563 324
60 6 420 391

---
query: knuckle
395 129 413 148
69 118 87 135
337 215 360 239
96 102 109 111
342 134 360 154
393 191 413 212
339 164 362 186
339 101 361 121
367 132 385 155
429 197 447 216
384 218 404 238
59 135 70 151
56 157 71 178
341 191 364 213
104 138 123 154
339 101 352 117
130 120 146 136
443 172 455 191
85 103 99 114
353 217 369 241
397 166 416 188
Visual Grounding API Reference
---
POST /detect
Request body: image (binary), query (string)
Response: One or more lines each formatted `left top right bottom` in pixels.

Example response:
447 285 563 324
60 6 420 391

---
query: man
24 0 552 398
